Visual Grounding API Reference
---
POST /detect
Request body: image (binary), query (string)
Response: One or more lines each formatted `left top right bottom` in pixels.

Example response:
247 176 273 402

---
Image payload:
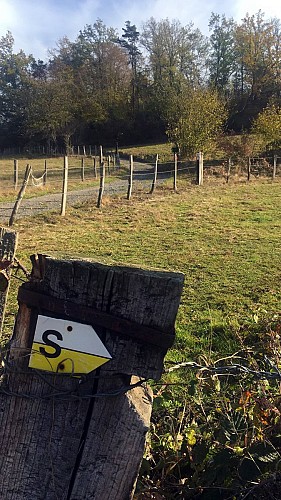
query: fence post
93 156 97 179
150 154 159 194
60 156 68 216
226 158 231 183
43 159 47 186
9 164 32 227
174 153 178 192
99 146 103 167
247 157 251 181
0 255 184 500
273 155 277 180
97 162 105 208
13 159 18 190
196 152 204 185
127 155 134 200
83 145 86 156
0 227 18 332
81 158 85 182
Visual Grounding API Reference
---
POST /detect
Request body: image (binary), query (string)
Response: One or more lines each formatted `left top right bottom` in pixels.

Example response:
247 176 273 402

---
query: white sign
29 315 112 374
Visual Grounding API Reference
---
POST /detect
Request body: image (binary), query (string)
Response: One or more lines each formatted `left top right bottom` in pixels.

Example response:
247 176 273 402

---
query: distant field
3 175 280 360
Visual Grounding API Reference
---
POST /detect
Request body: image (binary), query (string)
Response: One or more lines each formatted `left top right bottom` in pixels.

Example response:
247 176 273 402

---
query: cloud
233 0 281 21
0 0 280 60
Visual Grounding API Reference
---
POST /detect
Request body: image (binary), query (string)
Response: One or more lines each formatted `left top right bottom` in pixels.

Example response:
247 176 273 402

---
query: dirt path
0 161 170 225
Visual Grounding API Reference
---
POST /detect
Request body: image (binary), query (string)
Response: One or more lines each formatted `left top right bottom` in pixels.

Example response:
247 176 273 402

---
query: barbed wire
164 358 281 381
0 345 149 401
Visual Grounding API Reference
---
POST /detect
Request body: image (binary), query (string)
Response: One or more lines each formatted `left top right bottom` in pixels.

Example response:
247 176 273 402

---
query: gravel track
0 161 170 225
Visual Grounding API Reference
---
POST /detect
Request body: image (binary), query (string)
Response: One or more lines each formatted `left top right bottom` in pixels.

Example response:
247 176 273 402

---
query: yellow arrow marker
29 315 112 375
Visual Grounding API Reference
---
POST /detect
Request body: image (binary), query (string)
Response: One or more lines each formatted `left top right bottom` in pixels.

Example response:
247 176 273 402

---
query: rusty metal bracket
17 287 175 349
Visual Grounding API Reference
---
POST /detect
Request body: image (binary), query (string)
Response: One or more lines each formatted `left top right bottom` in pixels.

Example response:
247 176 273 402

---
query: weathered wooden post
9 164 32 227
60 156 68 216
150 154 159 194
226 157 231 183
99 145 103 167
93 156 97 179
127 155 134 200
81 157 85 182
0 255 184 499
43 159 47 186
247 157 251 181
273 155 277 180
196 152 203 185
0 227 18 332
13 159 18 190
97 162 105 208
174 153 178 192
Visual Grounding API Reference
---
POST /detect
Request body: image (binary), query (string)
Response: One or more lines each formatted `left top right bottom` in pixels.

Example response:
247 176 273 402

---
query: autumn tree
141 17 208 86
252 103 281 150
165 85 227 158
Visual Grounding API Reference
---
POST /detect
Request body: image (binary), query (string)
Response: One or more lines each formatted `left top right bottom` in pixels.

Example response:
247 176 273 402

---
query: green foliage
166 86 227 158
138 329 281 498
252 104 281 151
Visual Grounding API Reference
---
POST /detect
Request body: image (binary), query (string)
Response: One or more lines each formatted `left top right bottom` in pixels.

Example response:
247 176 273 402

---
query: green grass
4 175 280 364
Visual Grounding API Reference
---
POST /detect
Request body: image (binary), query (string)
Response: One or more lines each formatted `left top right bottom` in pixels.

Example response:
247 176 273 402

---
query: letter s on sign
39 329 63 358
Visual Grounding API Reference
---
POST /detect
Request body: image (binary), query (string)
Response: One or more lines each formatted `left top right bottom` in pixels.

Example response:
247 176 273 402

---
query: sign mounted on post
29 315 112 374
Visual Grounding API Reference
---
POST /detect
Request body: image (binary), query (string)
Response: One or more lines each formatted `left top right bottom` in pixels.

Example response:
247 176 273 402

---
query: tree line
0 11 280 156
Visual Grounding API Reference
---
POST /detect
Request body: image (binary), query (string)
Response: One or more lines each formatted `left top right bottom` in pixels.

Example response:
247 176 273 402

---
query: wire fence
0 152 280 225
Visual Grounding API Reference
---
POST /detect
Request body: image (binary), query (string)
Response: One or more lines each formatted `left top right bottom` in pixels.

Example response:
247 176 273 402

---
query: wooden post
173 153 178 192
0 227 18 332
81 158 85 182
13 159 18 190
83 145 86 156
196 152 203 185
150 154 159 194
0 255 184 500
93 156 97 179
60 156 68 216
43 159 47 186
9 164 32 227
127 155 133 200
107 155 111 175
273 155 277 180
77 145 80 156
226 158 231 183
99 145 103 166
97 162 105 208
247 157 251 181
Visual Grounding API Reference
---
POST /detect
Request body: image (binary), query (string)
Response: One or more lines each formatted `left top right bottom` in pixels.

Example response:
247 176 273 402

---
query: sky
0 0 280 60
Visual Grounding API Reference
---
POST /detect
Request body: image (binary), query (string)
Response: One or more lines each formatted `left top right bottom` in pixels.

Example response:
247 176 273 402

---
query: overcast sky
0 0 280 60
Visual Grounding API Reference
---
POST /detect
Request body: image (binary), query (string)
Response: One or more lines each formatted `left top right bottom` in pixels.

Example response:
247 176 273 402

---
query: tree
141 17 208 87
0 31 33 147
165 85 227 158
252 103 281 150
117 21 142 114
208 13 236 95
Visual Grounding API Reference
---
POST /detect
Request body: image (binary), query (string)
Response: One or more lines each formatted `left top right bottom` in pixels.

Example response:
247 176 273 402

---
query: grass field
5 175 280 356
